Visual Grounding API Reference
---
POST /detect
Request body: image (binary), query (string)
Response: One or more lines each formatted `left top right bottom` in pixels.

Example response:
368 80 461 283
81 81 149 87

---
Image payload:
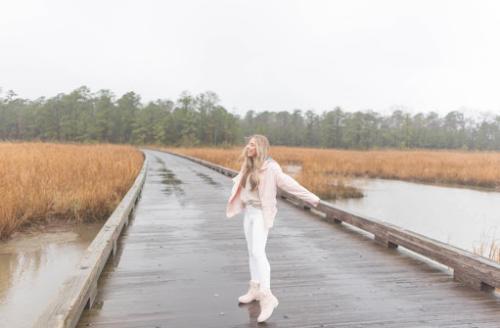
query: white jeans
243 206 271 290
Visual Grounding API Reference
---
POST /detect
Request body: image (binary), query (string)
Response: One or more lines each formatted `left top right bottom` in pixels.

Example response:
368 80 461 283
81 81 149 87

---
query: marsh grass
473 240 500 264
0 142 143 240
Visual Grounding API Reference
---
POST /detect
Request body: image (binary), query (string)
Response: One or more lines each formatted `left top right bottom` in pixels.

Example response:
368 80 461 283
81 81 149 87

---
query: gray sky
1 0 500 117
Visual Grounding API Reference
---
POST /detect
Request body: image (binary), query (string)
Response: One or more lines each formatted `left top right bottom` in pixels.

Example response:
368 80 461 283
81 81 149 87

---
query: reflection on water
0 222 102 327
331 178 500 258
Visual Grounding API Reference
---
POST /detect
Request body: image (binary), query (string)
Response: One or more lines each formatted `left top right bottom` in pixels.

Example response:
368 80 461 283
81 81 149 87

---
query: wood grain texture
76 149 500 328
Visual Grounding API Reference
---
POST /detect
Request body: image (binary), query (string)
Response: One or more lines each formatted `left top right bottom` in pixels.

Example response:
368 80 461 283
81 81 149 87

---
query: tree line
1 86 500 150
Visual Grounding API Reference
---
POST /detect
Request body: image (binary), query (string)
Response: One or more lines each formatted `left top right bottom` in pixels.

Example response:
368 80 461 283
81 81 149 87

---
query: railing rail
34 154 148 328
155 148 499 293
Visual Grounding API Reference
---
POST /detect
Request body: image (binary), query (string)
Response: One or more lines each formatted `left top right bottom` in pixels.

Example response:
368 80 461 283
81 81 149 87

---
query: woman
226 134 321 323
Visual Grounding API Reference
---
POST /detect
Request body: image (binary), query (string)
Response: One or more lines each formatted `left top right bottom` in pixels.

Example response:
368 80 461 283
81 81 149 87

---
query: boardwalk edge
34 151 149 328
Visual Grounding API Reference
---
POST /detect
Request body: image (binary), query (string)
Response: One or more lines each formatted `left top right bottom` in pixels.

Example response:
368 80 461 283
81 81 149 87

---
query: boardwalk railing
35 155 148 328
155 148 500 294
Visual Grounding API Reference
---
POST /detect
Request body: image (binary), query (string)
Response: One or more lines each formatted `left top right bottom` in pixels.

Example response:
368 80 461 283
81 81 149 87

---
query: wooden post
86 280 98 309
112 239 118 257
374 235 398 249
453 269 495 292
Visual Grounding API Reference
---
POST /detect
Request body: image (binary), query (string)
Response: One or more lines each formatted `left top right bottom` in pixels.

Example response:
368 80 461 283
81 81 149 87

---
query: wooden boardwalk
77 149 500 328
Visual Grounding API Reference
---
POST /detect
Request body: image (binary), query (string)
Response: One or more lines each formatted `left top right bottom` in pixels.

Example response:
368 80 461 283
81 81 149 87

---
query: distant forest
1 86 500 150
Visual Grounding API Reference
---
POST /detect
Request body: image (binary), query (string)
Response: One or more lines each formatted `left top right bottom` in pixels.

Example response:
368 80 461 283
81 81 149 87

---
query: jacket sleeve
273 163 320 207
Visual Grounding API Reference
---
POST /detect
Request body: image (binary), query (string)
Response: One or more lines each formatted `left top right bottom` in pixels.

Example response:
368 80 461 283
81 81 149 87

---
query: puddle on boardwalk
154 156 185 197
194 171 220 186
0 221 102 327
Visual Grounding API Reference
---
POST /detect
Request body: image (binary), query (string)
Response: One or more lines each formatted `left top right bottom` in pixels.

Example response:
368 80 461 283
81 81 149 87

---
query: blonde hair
238 134 270 191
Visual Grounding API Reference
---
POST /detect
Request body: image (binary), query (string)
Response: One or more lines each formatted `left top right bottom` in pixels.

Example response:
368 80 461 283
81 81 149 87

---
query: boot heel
238 280 260 304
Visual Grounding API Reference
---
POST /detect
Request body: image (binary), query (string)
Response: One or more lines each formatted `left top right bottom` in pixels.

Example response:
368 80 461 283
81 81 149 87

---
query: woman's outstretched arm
273 163 320 207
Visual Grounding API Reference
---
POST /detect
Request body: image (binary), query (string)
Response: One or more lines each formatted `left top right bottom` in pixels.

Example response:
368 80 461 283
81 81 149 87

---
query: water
0 222 102 327
331 178 500 258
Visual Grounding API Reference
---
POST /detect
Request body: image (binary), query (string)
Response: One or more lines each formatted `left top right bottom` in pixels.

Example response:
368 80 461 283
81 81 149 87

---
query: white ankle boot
238 280 260 303
257 288 279 322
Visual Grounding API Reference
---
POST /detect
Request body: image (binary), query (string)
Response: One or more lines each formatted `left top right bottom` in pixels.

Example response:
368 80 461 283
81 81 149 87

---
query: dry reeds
269 147 500 189
0 142 144 240
473 240 500 264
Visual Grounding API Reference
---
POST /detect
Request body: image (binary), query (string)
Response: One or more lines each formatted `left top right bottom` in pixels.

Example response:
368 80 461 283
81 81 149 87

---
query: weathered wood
77 149 500 328
86 280 98 309
155 148 500 292
34 155 148 328
374 235 399 249
454 269 495 292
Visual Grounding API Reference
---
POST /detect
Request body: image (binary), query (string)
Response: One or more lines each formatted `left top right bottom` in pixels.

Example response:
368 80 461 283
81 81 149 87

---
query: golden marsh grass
0 142 144 240
473 240 500 264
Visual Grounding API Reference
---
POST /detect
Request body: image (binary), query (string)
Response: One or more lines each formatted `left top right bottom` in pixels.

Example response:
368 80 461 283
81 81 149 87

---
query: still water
0 222 102 327
331 178 500 258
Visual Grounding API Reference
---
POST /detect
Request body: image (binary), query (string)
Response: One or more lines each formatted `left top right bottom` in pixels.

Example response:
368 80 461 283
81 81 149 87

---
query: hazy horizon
2 0 500 119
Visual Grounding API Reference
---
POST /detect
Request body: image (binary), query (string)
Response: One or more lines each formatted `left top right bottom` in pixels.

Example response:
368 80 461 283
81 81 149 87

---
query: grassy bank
0 142 144 240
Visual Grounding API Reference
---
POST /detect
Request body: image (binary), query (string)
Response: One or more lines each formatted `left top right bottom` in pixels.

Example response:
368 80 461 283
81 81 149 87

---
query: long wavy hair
238 134 270 191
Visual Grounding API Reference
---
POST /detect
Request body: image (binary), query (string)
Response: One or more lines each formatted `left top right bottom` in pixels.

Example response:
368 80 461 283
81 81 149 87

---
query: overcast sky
1 0 500 117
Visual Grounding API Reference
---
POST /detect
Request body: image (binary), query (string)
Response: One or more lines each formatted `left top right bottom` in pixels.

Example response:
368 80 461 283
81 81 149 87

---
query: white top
240 175 262 208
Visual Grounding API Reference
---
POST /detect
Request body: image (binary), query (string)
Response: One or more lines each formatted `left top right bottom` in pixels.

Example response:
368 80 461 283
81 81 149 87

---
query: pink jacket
226 158 321 229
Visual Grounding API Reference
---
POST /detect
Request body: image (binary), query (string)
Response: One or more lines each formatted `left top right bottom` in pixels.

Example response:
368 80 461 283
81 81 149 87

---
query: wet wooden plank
77 149 500 328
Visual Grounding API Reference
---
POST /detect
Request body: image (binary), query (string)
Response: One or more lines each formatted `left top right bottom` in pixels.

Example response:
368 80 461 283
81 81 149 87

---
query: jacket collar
259 156 273 171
